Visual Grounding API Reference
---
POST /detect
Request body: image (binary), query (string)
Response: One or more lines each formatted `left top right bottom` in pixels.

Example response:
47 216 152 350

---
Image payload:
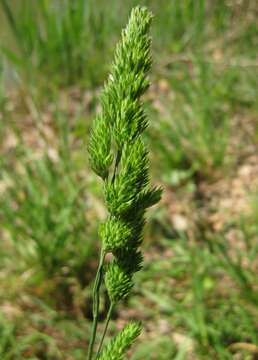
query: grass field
0 1 258 359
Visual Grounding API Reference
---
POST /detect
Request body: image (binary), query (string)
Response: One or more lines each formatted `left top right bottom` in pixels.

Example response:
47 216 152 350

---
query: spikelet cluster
89 6 161 305
98 322 141 360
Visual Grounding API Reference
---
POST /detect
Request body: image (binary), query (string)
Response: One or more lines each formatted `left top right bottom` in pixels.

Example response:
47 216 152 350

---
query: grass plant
133 235 258 359
0 0 240 92
150 58 231 179
0 1 258 359
0 0 119 88
87 6 161 359
0 148 95 281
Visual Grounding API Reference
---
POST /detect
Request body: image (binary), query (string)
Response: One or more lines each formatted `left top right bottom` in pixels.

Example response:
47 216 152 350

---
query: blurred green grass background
0 0 258 359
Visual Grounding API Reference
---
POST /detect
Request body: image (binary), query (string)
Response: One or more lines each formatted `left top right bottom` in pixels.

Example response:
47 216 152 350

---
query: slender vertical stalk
95 302 115 359
87 250 105 360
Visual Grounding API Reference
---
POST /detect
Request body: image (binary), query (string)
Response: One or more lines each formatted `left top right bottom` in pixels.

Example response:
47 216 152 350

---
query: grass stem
87 250 106 360
95 302 114 359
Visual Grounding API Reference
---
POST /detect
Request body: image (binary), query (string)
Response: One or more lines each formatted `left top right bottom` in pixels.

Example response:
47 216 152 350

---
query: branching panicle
87 6 161 360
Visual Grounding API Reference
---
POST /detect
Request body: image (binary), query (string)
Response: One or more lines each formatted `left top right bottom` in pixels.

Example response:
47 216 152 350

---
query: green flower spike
87 6 161 360
98 322 142 360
